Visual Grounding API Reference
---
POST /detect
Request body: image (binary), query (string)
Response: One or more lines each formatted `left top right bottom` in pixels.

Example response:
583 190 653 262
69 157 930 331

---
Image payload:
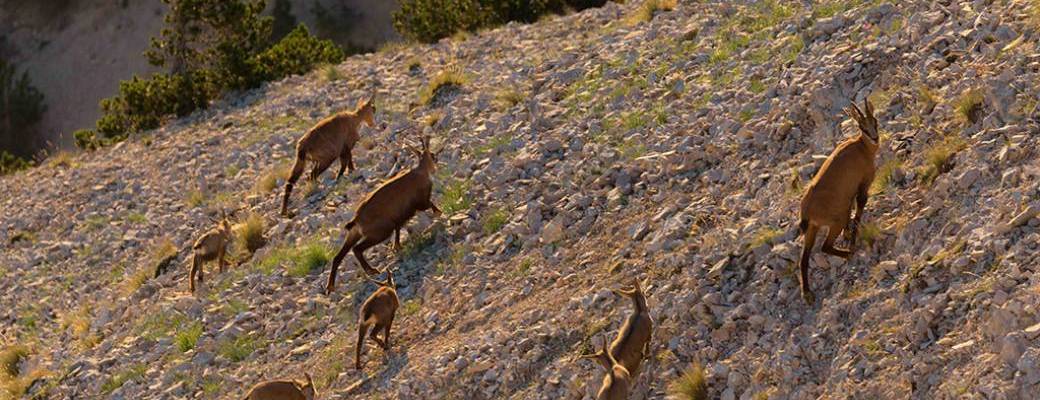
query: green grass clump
668 363 708 400
259 239 331 277
954 88 985 124
440 179 473 215
919 135 967 184
320 63 342 82
418 68 466 106
235 212 267 253
750 227 784 248
493 88 524 110
400 299 422 316
870 158 902 194
482 208 510 235
100 364 146 394
218 334 259 363
175 322 204 352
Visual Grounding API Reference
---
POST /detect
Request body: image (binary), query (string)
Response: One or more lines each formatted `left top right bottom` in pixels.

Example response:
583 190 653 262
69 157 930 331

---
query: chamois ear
579 348 612 370
386 269 395 288
863 98 877 125
844 104 864 126
303 372 313 387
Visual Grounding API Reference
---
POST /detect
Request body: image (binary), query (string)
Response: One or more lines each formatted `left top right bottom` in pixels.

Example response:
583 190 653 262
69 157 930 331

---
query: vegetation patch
235 212 267 254
419 68 467 106
750 227 784 248
217 334 260 363
175 322 204 352
870 158 902 194
919 134 967 184
629 0 676 25
954 88 985 125
439 178 474 215
482 207 511 234
668 363 708 400
100 364 146 394
258 238 330 277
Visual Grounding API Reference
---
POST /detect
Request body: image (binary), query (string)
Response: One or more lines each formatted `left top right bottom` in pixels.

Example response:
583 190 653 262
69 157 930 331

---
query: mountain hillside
2 1 1040 399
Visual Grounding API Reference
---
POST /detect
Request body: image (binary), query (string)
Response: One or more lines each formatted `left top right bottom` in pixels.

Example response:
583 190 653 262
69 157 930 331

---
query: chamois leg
189 253 201 292
356 322 369 370
218 245 227 273
383 314 394 350
369 324 386 349
388 229 401 253
281 153 307 216
799 224 818 305
327 228 362 295
309 157 334 182
336 150 354 180
353 237 382 276
849 187 869 253
821 225 852 259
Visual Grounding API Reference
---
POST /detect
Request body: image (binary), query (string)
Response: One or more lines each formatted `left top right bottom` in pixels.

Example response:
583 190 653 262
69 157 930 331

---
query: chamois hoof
801 290 816 305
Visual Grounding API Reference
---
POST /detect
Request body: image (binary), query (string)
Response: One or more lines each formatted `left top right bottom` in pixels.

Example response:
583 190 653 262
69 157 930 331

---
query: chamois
325 133 441 294
356 269 399 370
798 98 880 304
583 280 653 377
242 373 316 400
592 336 631 400
280 97 377 216
188 213 232 293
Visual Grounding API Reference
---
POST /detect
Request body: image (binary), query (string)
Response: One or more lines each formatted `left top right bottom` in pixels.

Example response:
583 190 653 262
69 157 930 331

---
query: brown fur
188 216 232 293
593 336 631 400
583 280 653 377
242 373 316 400
280 97 376 216
798 98 880 304
356 270 399 370
325 134 441 294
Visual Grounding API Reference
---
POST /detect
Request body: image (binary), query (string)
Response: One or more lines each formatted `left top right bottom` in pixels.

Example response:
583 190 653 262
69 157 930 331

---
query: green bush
0 151 32 175
79 0 344 149
393 0 605 43
252 25 345 82
0 58 46 162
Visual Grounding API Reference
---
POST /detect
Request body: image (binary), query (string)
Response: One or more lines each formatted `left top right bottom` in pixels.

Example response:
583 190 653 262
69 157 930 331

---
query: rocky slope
2 0 1040 399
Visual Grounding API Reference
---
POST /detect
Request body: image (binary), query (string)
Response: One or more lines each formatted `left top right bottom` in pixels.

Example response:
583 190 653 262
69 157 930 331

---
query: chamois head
612 279 648 310
406 133 440 173
845 98 878 143
368 269 396 288
299 373 316 400
356 96 376 128
209 210 233 236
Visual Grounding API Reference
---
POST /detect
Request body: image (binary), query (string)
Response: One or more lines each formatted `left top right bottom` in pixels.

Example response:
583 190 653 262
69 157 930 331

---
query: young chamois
356 269 399 370
582 280 653 377
325 133 441 294
242 373 316 400
280 97 377 216
591 336 631 400
798 98 880 305
188 212 233 293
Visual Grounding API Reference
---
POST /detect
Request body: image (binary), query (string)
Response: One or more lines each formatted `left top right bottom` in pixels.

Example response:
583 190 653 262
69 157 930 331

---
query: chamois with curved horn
798 98 880 304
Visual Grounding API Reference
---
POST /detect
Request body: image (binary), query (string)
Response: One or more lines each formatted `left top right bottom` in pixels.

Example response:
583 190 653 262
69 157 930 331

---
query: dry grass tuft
668 363 708 400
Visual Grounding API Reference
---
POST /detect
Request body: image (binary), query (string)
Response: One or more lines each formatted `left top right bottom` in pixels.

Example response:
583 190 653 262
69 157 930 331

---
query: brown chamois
242 373 316 400
582 280 653 377
798 98 880 305
280 97 377 216
356 269 399 370
188 213 232 293
592 336 631 400
324 133 441 294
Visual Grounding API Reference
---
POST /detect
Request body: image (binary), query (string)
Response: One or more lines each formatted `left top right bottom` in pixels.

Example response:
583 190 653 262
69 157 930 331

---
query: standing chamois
242 373 316 400
189 212 232 293
280 97 377 216
798 98 880 304
582 280 653 378
356 269 399 370
325 133 441 294
591 335 631 400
